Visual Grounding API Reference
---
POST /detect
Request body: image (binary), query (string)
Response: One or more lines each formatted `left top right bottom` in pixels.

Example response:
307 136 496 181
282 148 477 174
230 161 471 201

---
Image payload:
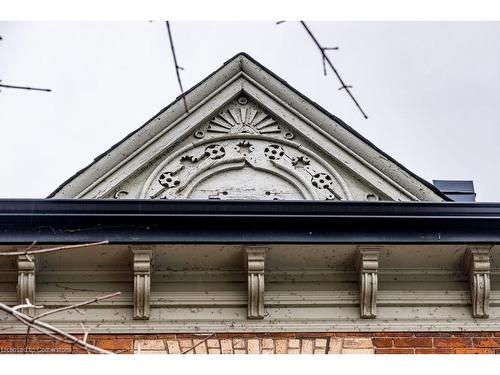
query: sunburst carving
207 99 281 135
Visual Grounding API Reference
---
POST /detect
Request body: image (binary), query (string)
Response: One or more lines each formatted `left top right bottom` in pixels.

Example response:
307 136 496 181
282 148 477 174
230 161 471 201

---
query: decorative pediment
49 53 446 202
140 96 350 201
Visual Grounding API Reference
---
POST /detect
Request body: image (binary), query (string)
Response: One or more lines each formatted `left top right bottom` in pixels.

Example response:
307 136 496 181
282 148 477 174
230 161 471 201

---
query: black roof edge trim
0 199 500 245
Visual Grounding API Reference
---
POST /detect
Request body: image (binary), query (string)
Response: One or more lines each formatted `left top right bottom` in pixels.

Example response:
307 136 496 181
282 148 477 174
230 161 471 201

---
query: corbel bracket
17 255 36 316
355 247 379 319
464 246 491 318
131 247 153 320
245 246 267 319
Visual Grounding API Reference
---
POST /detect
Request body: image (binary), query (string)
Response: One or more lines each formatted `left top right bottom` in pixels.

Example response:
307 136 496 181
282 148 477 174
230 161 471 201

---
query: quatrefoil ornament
311 172 333 189
264 144 285 161
204 144 226 160
158 172 180 188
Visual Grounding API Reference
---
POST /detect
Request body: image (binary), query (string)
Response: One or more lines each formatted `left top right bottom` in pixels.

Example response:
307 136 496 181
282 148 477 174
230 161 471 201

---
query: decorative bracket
355 247 379 319
245 246 267 319
17 255 36 316
464 246 491 318
131 247 153 320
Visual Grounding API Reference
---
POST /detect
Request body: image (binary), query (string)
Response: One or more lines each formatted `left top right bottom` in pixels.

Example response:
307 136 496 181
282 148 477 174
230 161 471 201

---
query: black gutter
1 199 500 245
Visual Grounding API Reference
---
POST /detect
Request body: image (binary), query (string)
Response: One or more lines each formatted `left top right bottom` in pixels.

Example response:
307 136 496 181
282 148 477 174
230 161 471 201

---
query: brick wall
1 333 500 354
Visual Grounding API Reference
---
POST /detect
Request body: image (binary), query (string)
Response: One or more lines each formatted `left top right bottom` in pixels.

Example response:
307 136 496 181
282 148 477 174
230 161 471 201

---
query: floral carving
235 140 255 155
158 172 180 188
204 144 226 159
311 172 333 189
264 144 285 161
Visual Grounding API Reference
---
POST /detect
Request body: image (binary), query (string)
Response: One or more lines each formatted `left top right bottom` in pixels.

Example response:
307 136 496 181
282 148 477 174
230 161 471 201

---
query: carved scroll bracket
464 246 491 318
245 246 267 319
131 247 153 320
17 255 36 316
355 247 379 319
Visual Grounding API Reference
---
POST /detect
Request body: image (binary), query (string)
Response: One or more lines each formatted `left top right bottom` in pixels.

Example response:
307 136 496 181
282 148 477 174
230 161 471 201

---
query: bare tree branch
0 240 109 257
34 291 120 321
0 301 114 354
80 322 91 354
278 21 368 119
165 21 188 113
182 333 215 354
0 241 117 354
299 21 368 119
0 83 51 92
18 293 119 354
12 298 43 311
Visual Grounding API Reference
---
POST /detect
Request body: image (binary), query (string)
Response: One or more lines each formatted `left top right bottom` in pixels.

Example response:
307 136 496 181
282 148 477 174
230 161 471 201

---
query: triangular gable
49 53 447 202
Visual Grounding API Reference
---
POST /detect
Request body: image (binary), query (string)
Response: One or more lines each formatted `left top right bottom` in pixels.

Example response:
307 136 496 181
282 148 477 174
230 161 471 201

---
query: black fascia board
1 199 500 245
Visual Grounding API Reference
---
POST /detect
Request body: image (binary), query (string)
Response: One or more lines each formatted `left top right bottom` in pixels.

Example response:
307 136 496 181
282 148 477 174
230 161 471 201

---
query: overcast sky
0 21 499 201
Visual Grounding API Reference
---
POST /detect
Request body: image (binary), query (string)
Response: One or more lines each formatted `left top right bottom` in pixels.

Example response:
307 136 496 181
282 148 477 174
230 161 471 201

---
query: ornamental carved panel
140 96 352 201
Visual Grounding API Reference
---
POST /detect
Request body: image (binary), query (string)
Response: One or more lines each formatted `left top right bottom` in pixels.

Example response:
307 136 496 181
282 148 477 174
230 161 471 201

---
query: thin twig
80 322 91 354
34 291 121 321
181 333 215 354
18 298 42 353
0 83 51 92
296 21 368 119
23 326 31 353
165 21 188 113
24 242 37 261
12 302 43 311
0 240 108 257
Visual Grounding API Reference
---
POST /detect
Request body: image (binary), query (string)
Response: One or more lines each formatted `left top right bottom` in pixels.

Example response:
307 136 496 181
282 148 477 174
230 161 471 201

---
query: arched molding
140 134 351 201
181 159 316 200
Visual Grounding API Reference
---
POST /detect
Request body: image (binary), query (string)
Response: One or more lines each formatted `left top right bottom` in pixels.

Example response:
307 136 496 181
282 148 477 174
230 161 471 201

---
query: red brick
88 335 116 340
393 338 432 348
175 333 208 339
0 335 27 340
0 340 25 349
374 332 413 337
94 339 133 351
375 348 414 354
453 332 492 337
27 341 72 354
472 338 500 348
415 349 454 354
216 333 258 339
456 348 495 354
24 340 55 349
434 338 472 348
332 332 374 337
295 333 335 338
373 338 393 348
117 334 159 340
414 332 452 337
72 345 92 354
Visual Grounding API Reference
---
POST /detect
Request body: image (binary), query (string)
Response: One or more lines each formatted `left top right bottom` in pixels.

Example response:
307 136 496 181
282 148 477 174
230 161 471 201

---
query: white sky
0 21 499 201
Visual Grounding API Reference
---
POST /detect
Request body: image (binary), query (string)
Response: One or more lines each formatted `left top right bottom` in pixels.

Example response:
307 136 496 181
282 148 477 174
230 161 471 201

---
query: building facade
1 53 500 354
